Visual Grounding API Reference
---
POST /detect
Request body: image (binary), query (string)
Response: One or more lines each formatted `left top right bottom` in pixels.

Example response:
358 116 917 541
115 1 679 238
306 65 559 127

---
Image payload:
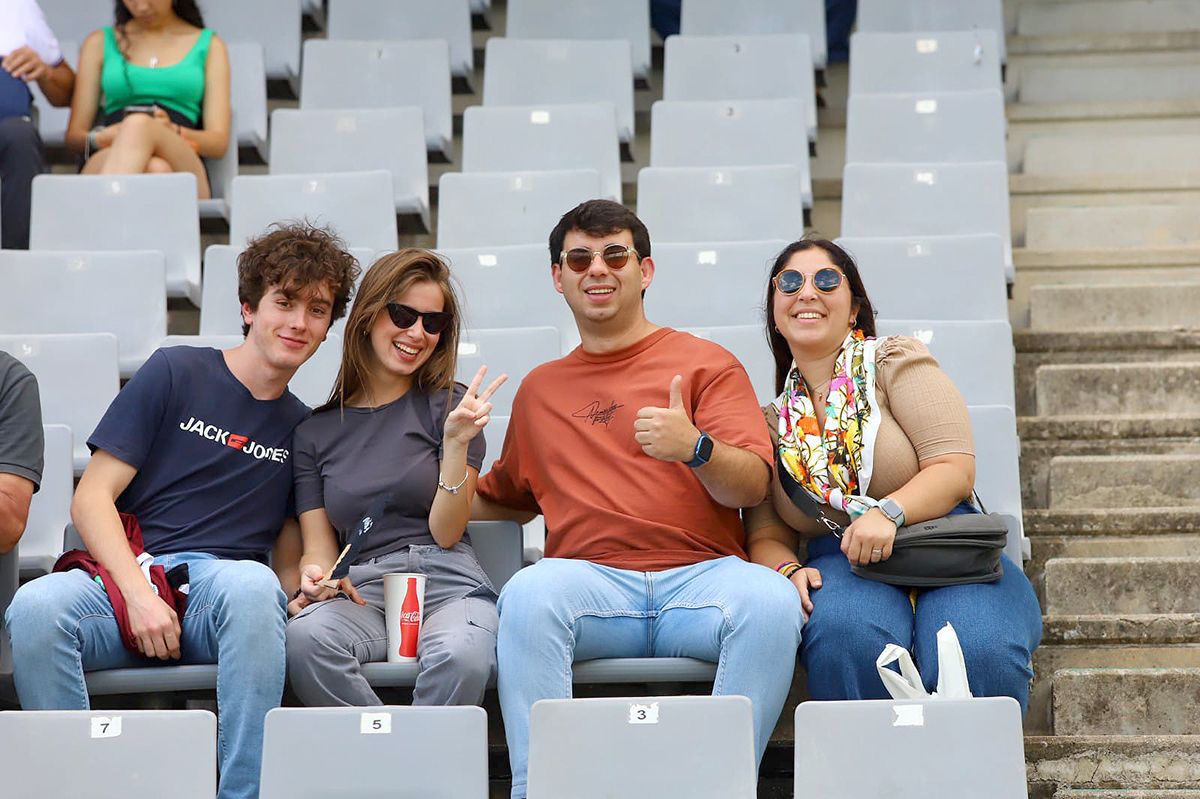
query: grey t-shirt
0 351 43 490
293 384 486 563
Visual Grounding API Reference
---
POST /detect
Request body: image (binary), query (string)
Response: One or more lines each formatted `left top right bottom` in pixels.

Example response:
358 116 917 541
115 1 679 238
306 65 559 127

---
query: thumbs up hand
634 375 701 462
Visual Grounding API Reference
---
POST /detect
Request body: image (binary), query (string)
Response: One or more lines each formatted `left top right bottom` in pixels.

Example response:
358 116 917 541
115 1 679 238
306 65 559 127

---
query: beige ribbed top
744 335 974 538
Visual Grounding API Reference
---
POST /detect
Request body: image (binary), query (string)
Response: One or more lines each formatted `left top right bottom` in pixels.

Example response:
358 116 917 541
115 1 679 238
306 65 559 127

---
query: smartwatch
686 431 714 468
878 497 906 528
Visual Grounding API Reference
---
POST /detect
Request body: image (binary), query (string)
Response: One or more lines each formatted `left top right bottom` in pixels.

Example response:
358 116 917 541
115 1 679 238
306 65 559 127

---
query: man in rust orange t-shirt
473 200 804 799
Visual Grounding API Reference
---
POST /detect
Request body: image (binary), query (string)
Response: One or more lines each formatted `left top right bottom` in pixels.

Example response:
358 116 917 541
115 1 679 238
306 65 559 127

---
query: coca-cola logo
400 611 420 623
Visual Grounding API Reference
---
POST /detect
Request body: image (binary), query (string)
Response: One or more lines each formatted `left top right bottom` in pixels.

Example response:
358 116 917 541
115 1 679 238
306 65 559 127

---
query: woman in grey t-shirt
285 249 507 707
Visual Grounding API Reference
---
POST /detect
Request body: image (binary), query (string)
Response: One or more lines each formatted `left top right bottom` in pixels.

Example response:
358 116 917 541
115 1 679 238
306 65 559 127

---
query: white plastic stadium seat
203 0 302 86
462 104 622 203
849 31 1003 95
455 327 561 418
506 0 652 80
844 91 1006 165
969 404 1028 564
436 170 601 250
680 0 827 70
638 166 805 244
646 240 785 329
679 325 776 406
227 42 270 161
29 173 201 305
270 108 430 228
857 0 1007 63
326 0 474 79
34 1 106 50
874 319 1016 409
19 425 72 578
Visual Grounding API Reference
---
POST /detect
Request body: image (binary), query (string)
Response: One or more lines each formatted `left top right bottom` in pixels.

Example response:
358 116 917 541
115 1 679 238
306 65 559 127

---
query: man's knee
497 562 575 625
5 574 85 642
208 560 287 616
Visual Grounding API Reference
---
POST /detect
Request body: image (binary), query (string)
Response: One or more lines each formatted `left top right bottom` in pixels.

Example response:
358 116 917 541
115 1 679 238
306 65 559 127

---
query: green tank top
101 26 211 125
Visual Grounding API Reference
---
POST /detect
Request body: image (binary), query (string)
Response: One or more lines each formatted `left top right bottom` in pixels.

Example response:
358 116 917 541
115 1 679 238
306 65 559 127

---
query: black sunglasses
773 267 844 295
385 303 453 335
559 244 639 273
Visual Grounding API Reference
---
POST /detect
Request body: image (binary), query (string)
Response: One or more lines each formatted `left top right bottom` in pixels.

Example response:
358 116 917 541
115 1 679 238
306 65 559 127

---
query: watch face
880 498 902 521
697 434 715 462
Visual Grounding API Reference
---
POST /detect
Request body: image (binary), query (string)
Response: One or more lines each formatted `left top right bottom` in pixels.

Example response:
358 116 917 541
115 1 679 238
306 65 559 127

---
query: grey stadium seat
678 325 776 406
874 319 1016 408
19 425 73 578
840 162 1013 280
795 697 1026 799
270 108 430 228
29 173 201 305
680 0 827 70
455 327 561 418
969 404 1029 564
300 39 453 157
505 0 652 80
483 38 635 143
34 0 106 50
326 0 474 79
0 710 217 798
462 103 623 203
0 333 119 472
198 124 237 221
857 0 1007 63
227 42 270 161
835 234 1008 321
650 99 813 208
0 546 15 696
228 171 398 253
844 90 1006 165
203 0 302 87
527 696 756 799
436 169 602 249
849 31 1003 95
637 166 806 244
646 240 785 329
0 250 166 377
260 706 488 798
663 34 817 145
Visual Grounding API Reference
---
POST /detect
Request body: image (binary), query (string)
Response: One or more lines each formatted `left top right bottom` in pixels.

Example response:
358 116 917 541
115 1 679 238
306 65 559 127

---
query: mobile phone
122 104 157 116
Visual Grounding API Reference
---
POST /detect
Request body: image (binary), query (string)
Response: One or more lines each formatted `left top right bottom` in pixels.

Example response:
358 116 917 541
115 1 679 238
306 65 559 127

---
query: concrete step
1053 668 1200 735
1027 735 1200 794
1044 557 1200 615
1017 64 1200 105
1017 1 1200 37
1036 362 1200 416
1042 614 1200 646
1023 134 1200 176
1012 30 1200 57
1029 282 1200 330
1026 507 1200 537
1008 99 1200 125
1026 205 1200 250
1049 454 1200 509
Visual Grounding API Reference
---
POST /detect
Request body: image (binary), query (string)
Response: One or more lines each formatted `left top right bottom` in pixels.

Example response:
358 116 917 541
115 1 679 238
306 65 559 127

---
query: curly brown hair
237 223 360 336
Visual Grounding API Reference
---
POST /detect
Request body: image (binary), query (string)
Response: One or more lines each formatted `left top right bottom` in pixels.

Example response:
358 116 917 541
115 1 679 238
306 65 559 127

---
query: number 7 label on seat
91 716 122 738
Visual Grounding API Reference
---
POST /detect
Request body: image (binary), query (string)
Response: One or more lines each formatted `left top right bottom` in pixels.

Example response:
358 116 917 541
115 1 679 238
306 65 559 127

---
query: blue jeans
800 533 1042 712
496 556 803 799
5 553 287 799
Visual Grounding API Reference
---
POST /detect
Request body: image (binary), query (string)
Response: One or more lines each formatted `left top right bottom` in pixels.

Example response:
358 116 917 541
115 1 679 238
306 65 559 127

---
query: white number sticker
893 705 925 727
91 716 122 738
361 713 392 735
628 702 659 725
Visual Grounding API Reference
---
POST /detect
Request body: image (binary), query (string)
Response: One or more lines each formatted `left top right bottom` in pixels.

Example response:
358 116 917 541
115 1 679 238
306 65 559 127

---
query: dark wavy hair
115 0 205 28
765 239 877 396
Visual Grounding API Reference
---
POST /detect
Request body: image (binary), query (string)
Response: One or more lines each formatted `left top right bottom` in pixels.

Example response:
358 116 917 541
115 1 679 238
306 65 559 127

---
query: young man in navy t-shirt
5 223 360 799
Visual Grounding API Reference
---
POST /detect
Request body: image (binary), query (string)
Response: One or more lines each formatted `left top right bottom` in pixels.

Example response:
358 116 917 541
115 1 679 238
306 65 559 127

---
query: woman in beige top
745 239 1041 711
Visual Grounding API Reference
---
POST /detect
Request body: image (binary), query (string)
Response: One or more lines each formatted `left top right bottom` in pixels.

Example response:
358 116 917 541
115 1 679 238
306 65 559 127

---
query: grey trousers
0 116 46 250
286 542 499 707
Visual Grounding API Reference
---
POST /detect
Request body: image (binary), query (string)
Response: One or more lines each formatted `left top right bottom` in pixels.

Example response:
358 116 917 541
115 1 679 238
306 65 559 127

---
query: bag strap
775 451 845 537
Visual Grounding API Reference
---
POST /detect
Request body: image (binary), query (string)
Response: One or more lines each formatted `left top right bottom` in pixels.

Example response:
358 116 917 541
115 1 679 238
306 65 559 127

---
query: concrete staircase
1005 1 1200 796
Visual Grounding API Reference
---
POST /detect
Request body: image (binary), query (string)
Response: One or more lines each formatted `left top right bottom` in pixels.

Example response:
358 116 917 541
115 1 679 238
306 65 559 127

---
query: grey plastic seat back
874 319 1015 408
481 415 509 475
20 424 73 577
229 171 398 253
506 0 652 79
29 173 200 304
527 696 757 799
270 108 430 226
260 706 488 798
679 325 776 405
650 99 813 207
663 34 817 143
198 124 237 221
0 710 217 797
795 697 1026 798
483 38 635 142
300 39 453 156
455 327 561 418
845 91 1006 165
968 404 1027 565
35 1 106 49
646 240 784 329
0 333 119 472
327 0 474 77
849 31 1003 94
680 0 827 69
638 166 806 244
0 546 15 678
840 162 1013 279
200 245 376 338
0 250 166 377
437 169 602 249
204 0 302 84
835 234 1008 321
857 0 1007 63
462 103 622 203
227 42 269 160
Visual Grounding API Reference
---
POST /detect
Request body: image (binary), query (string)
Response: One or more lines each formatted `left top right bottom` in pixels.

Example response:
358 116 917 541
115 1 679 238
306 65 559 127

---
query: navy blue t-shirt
88 346 310 560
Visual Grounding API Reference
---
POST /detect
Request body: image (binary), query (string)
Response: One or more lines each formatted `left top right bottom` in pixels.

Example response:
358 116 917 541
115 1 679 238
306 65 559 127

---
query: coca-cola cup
383 572 426 663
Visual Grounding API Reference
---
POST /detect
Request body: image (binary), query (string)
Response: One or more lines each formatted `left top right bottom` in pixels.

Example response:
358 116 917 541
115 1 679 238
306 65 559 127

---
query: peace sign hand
444 366 508 445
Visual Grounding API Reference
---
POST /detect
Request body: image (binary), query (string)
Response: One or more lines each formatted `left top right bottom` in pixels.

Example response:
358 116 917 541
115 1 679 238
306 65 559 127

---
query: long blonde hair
321 249 462 410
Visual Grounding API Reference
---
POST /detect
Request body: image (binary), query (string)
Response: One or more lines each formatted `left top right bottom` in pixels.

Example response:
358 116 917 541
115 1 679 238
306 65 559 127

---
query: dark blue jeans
800 503 1042 712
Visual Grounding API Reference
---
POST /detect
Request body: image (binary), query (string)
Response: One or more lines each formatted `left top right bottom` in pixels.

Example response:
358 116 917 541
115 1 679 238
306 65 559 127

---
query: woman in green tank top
64 0 230 198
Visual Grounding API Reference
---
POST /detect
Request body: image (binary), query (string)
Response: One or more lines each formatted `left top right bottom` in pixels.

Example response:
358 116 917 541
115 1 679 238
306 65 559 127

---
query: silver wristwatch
878 497 906 528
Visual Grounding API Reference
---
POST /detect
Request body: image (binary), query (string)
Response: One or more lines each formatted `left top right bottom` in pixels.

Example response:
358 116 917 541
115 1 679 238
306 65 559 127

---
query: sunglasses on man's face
385 302 453 335
559 244 639 273
773 267 845 296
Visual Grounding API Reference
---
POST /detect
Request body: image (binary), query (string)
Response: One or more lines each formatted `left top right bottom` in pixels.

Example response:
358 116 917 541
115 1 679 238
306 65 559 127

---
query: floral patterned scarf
774 330 883 519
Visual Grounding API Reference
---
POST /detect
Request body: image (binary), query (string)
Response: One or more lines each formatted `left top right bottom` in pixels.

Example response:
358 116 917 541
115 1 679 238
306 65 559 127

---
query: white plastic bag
875 622 972 700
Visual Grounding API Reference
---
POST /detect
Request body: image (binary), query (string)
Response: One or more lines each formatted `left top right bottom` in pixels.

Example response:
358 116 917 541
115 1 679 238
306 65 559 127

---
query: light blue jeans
496 556 804 799
5 553 287 799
